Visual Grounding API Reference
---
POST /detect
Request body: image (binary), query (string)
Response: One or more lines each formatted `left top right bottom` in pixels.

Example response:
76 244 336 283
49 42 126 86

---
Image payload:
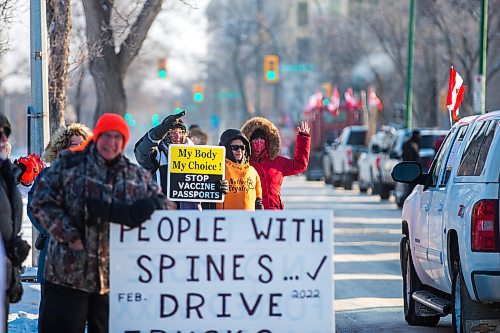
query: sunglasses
230 145 245 151
0 128 10 138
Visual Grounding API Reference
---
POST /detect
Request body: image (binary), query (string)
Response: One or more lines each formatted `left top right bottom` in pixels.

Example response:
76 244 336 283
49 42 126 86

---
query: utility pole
30 0 50 266
478 0 488 114
255 0 263 117
405 0 416 129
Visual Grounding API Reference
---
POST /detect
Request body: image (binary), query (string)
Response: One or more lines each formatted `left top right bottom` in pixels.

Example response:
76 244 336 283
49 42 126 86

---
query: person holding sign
241 117 310 210
30 114 174 333
216 129 263 210
134 111 200 210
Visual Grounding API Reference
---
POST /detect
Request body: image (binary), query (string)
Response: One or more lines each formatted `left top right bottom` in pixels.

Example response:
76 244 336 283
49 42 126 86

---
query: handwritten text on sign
167 145 225 202
110 210 334 333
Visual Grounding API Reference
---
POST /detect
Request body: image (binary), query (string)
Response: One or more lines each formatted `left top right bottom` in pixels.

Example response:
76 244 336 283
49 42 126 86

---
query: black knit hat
171 118 187 131
0 112 11 137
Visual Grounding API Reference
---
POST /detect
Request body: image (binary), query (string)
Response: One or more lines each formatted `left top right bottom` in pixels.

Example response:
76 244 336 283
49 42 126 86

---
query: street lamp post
29 0 50 266
478 0 488 114
405 0 416 129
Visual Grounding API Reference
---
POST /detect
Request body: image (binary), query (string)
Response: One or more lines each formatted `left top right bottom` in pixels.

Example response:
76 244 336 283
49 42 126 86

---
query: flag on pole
327 86 340 115
446 66 466 122
344 87 357 110
368 86 383 111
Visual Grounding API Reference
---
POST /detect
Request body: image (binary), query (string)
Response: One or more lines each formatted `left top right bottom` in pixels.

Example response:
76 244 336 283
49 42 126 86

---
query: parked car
380 128 447 203
328 125 367 190
392 111 500 332
357 126 396 194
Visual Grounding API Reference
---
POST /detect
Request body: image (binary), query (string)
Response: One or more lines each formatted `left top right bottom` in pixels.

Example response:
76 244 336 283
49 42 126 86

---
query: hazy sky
2 0 208 94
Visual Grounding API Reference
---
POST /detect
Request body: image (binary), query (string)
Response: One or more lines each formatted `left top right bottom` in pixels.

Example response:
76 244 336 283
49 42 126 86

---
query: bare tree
205 0 284 126
47 0 72 133
82 0 164 123
0 0 14 55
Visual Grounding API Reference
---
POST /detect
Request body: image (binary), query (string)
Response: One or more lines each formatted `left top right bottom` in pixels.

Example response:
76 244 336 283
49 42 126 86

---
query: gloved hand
150 110 186 140
128 197 158 228
86 198 111 225
216 179 229 194
14 154 44 186
255 198 264 210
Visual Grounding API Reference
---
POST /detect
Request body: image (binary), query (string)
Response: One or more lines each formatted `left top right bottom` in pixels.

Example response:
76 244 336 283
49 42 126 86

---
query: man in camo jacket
30 113 174 333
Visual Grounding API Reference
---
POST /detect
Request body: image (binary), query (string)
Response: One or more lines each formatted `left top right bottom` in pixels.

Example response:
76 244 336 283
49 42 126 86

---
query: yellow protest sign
167 145 226 202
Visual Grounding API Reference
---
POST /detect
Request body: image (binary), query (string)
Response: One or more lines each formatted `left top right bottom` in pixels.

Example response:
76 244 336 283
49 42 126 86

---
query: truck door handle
437 203 443 211
423 204 430 211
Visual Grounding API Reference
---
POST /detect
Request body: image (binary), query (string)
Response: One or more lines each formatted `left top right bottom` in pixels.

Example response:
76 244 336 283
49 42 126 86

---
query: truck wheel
401 238 440 326
371 171 380 195
396 194 405 208
343 173 352 190
379 183 391 200
332 167 341 187
451 258 500 333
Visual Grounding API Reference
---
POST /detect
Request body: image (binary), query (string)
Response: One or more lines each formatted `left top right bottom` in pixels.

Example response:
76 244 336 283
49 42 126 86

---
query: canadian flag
368 86 383 111
327 86 340 115
446 66 466 122
344 87 357 110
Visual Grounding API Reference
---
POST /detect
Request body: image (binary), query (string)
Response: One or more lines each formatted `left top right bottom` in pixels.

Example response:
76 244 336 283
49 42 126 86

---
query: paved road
281 176 452 332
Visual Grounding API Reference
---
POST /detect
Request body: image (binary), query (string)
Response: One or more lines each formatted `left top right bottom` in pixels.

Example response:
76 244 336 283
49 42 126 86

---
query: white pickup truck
392 111 500 332
328 125 367 190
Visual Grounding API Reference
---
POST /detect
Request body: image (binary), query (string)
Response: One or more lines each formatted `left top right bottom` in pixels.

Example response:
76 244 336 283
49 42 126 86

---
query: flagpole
447 108 453 128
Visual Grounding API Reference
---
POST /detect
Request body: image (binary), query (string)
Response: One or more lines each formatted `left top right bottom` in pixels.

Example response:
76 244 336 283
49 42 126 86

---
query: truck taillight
471 199 499 252
347 149 352 166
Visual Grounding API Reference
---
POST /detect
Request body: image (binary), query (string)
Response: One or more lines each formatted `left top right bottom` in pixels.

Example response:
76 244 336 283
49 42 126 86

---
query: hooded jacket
28 123 92 283
43 123 92 164
216 129 262 210
241 117 310 210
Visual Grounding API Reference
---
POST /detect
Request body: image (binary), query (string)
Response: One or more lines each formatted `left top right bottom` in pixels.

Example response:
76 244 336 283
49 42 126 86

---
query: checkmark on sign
306 255 327 280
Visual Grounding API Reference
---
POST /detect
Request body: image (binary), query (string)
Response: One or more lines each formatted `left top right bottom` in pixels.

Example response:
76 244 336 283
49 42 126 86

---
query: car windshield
347 131 366 145
420 134 445 149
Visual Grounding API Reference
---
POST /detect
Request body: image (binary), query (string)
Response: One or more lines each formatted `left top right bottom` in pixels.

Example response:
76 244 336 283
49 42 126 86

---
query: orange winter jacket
217 159 262 210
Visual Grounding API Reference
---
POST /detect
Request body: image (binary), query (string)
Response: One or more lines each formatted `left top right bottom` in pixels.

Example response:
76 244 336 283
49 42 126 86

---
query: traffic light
173 101 183 114
123 113 136 127
264 54 279 83
193 83 204 103
157 57 167 78
152 113 160 126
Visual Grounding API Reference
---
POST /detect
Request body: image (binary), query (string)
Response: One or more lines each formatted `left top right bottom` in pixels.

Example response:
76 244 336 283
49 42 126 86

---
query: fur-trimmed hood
241 117 280 160
43 123 92 163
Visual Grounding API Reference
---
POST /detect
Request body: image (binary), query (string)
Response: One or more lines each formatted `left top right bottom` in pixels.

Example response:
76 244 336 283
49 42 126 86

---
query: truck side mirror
392 162 427 185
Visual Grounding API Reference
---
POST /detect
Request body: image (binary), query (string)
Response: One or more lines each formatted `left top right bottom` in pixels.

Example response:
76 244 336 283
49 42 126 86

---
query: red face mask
251 139 266 154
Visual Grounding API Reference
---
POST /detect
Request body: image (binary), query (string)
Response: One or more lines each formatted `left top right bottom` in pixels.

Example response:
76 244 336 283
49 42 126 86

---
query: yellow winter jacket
217 159 262 210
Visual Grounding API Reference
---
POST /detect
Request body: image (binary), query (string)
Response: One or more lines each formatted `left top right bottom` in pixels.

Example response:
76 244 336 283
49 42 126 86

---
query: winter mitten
255 198 264 210
129 197 158 227
86 198 111 225
216 179 229 194
150 111 185 140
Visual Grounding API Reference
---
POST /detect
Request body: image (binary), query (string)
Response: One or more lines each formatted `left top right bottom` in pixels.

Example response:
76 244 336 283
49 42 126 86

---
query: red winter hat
93 113 130 149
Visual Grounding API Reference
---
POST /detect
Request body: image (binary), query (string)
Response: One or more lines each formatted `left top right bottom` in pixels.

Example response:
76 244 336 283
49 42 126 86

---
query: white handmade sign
110 210 334 333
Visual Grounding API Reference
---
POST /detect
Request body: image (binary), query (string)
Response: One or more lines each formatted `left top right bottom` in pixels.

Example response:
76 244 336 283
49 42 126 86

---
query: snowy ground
8 196 40 333
8 282 40 333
